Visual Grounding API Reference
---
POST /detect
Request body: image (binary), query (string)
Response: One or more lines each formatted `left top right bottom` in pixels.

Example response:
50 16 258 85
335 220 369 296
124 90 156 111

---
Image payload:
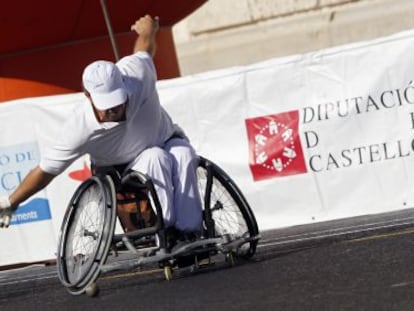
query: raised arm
130 15 159 57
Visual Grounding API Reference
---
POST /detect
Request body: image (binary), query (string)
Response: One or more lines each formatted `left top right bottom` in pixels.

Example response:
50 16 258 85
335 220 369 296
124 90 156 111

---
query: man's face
94 102 127 123
84 90 127 123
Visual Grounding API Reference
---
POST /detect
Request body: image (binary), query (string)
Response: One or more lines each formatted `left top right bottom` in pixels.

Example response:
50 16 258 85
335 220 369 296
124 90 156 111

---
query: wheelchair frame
56 156 260 296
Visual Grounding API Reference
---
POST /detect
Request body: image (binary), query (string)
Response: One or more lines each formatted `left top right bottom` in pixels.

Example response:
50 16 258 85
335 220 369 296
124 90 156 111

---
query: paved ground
2 209 414 310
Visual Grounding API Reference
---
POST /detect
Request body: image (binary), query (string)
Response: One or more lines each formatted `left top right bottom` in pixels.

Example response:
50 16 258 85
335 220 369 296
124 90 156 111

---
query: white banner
158 29 414 229
0 95 86 266
2 29 414 265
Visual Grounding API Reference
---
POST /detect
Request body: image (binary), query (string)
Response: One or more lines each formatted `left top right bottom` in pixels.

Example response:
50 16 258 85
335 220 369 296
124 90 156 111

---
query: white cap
82 60 127 110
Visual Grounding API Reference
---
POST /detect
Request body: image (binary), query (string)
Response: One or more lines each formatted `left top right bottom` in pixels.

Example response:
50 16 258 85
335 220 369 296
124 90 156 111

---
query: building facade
173 0 414 75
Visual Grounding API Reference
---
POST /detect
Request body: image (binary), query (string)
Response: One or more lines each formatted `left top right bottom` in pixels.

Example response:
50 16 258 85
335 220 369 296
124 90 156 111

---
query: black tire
57 175 117 295
197 157 259 258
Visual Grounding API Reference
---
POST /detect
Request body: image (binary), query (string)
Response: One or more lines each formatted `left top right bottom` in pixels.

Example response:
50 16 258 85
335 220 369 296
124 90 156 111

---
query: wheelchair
56 156 260 296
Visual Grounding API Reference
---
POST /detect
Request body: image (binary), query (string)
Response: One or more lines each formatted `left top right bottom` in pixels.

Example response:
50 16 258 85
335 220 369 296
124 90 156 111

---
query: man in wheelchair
0 15 203 240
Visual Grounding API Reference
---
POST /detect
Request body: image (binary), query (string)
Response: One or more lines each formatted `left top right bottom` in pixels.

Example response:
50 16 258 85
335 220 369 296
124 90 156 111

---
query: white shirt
40 52 183 175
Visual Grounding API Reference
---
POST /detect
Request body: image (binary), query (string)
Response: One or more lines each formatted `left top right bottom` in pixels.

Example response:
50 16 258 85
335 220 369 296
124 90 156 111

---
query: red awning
0 0 206 56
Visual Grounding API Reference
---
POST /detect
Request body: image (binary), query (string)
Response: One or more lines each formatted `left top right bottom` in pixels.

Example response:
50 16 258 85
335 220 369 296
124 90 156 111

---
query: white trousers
127 138 203 232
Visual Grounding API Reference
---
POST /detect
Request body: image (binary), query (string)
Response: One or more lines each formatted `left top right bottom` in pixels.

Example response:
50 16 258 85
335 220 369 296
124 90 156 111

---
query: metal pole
100 0 120 61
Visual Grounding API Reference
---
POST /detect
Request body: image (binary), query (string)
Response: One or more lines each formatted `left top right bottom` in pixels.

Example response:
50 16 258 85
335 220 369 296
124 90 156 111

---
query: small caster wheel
85 283 99 297
225 252 235 267
164 265 173 281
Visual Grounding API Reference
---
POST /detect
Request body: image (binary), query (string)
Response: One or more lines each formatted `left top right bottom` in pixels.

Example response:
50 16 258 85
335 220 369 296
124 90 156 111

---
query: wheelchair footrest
218 234 261 252
100 234 260 274
100 237 221 274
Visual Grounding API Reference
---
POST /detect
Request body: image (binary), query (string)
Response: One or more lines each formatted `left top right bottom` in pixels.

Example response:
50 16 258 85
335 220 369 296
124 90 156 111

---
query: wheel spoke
58 177 116 293
197 161 257 256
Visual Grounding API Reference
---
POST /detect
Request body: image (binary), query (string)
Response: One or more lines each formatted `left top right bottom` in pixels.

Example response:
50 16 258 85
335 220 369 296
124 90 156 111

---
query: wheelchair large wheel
57 175 117 295
197 157 259 258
